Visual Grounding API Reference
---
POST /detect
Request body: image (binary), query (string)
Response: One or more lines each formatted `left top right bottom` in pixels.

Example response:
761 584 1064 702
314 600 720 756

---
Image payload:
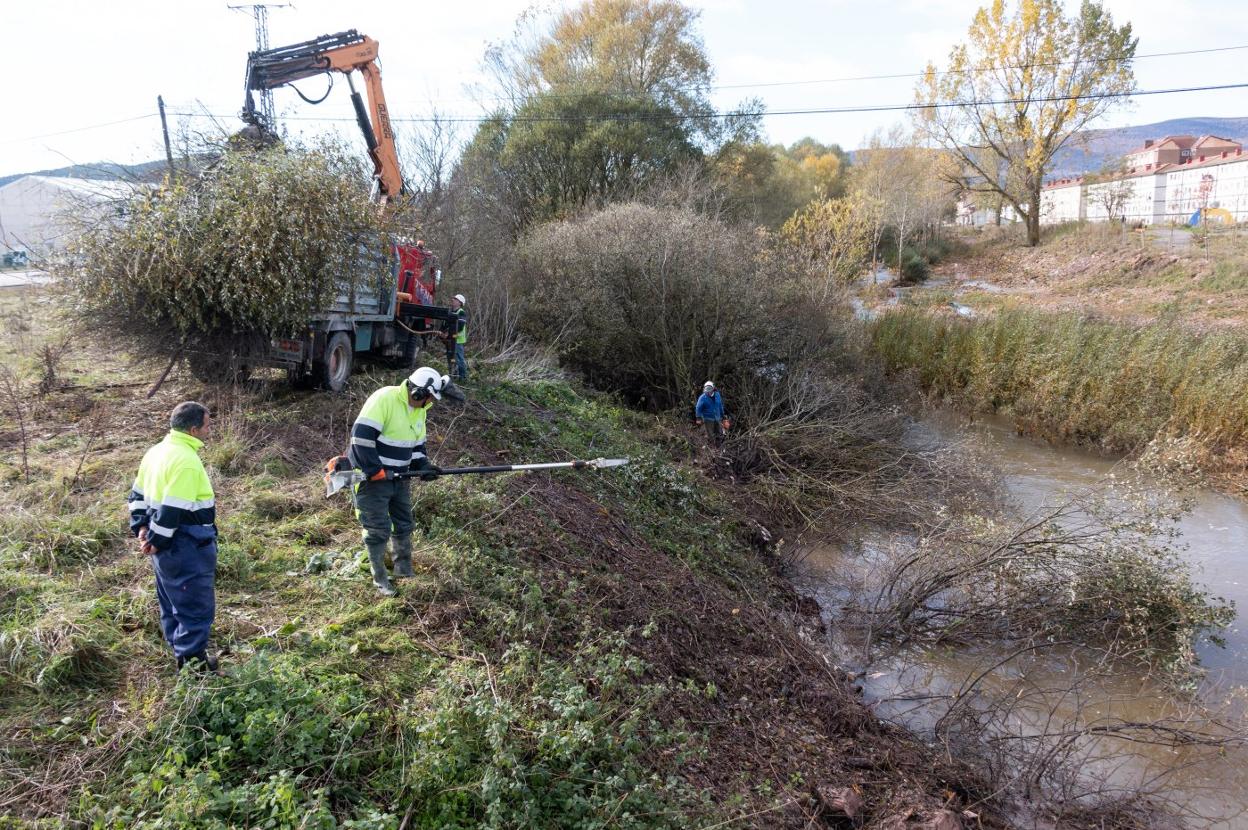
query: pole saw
323 454 629 498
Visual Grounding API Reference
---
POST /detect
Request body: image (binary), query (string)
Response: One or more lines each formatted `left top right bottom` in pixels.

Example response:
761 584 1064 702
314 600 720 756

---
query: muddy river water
796 412 1248 826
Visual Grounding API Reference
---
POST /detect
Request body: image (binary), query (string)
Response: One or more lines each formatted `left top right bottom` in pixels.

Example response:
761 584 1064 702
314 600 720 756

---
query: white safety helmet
703 381 715 391
407 366 450 400
453 293 467 306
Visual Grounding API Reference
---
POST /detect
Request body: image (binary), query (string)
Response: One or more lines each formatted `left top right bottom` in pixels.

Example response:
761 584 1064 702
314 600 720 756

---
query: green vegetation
871 304 1248 488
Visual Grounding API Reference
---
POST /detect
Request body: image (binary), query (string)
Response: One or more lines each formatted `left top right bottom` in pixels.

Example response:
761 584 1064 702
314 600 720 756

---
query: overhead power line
167 81 1248 126
0 113 157 145
419 42 1248 107
710 43 1248 91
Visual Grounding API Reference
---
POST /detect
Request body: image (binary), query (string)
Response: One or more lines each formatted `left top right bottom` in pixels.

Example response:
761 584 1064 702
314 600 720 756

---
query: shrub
401 641 689 829
516 203 764 410
859 484 1234 679
83 654 378 827
515 202 875 408
899 247 930 283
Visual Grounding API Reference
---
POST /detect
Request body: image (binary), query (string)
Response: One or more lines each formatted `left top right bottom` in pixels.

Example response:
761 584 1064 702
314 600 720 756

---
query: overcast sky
3 0 1247 178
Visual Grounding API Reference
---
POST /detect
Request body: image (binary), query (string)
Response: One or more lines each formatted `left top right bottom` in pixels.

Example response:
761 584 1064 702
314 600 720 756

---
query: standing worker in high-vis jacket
128 401 219 672
443 293 468 381
349 367 449 596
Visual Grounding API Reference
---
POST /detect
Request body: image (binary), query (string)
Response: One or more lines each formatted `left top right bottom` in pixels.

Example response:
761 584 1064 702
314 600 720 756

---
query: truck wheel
286 365 315 390
401 332 422 368
318 332 353 392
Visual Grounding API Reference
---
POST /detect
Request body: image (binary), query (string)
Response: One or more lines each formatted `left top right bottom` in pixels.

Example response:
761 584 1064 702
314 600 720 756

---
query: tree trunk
1026 188 1042 246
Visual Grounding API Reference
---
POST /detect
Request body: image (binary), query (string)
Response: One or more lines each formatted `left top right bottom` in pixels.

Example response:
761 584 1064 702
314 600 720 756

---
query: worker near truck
349 367 448 596
442 294 468 381
695 381 727 447
128 402 220 672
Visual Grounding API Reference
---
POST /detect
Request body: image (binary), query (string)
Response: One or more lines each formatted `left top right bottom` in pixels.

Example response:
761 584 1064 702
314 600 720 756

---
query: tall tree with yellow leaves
915 0 1136 246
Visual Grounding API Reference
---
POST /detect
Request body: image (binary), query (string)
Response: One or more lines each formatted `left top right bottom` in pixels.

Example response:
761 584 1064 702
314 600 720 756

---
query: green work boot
366 543 396 597
392 536 414 579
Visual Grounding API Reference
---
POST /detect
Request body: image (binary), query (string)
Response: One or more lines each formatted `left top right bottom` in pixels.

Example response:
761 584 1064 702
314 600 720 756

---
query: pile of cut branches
59 143 393 365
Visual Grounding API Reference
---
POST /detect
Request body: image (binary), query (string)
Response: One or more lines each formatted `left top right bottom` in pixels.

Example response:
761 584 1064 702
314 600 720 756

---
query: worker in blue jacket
695 381 727 447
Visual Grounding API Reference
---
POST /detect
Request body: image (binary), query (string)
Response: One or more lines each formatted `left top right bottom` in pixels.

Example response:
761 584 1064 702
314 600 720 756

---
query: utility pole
157 95 176 183
228 3 291 127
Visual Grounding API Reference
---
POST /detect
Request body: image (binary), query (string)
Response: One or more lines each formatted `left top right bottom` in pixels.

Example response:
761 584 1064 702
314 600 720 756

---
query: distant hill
1048 116 1248 178
0 159 172 190
7 115 1247 191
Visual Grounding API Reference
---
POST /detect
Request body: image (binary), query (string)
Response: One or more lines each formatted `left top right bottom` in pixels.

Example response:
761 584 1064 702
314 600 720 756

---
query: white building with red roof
1164 147 1248 224
1039 176 1086 224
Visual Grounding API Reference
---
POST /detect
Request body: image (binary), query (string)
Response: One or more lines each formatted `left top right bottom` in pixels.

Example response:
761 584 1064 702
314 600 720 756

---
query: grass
940 223 1248 330
871 303 1248 490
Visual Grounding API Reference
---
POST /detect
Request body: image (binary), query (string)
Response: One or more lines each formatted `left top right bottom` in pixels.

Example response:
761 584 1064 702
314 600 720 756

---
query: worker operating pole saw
328 367 627 596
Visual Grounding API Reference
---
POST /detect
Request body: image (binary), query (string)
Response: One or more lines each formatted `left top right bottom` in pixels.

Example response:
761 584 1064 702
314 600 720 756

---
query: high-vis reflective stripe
356 416 384 432
379 455 410 467
351 437 376 447
162 495 215 511
382 438 420 447
130 430 216 553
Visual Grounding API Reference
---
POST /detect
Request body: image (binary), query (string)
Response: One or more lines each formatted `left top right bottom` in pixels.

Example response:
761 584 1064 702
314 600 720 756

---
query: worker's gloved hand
412 458 441 481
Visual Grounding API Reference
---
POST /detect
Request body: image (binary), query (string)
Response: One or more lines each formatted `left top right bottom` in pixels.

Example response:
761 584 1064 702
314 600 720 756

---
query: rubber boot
178 652 220 675
367 543 397 597
392 536 414 579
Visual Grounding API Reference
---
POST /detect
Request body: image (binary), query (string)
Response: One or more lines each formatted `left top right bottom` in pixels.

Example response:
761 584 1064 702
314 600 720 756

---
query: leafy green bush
87 769 394 830
165 654 370 778
899 247 930 283
83 654 378 827
401 641 689 829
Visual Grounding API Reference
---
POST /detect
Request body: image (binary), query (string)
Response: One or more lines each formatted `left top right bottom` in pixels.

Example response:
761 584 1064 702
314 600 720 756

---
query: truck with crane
188 30 453 392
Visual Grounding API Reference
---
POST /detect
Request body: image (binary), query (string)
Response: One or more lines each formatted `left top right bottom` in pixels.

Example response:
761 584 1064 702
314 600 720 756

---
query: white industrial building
0 176 132 258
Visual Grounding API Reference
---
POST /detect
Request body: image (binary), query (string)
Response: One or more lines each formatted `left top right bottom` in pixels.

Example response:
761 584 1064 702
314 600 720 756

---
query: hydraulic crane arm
243 30 404 200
